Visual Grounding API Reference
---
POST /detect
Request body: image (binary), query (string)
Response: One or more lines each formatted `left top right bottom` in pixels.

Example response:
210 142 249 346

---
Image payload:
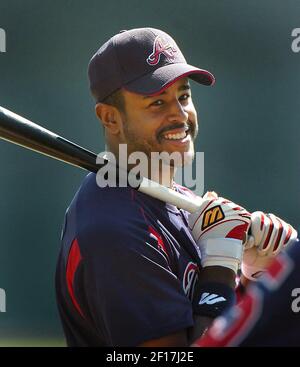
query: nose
167 100 189 124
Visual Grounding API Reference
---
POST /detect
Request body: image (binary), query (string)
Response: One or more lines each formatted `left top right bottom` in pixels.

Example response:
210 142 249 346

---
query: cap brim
124 63 215 96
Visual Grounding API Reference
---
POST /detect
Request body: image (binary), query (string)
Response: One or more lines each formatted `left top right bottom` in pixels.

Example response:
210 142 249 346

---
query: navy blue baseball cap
88 27 215 102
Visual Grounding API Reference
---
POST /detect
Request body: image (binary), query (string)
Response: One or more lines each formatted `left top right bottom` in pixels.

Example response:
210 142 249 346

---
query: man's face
119 77 198 167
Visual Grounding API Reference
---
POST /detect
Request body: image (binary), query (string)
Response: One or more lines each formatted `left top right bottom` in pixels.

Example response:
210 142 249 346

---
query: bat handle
140 177 254 244
138 177 203 213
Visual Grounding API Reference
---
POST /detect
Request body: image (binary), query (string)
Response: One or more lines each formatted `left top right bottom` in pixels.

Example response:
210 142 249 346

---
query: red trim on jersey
130 190 170 261
66 239 85 318
148 225 170 262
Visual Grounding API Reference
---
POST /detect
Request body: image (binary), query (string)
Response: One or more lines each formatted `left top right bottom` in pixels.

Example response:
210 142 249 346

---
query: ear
95 103 121 135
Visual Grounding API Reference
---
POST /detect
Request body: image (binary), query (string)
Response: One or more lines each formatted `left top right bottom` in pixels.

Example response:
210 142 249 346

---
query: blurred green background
0 0 300 346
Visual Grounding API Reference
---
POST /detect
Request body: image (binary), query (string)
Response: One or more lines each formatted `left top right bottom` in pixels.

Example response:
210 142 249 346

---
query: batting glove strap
192 282 236 318
200 238 244 274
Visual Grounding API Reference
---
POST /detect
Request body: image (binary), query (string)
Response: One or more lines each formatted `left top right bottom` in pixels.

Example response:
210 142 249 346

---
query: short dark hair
101 89 125 113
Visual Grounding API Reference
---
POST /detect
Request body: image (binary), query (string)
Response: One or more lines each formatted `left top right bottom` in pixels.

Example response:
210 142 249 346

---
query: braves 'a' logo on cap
146 36 177 66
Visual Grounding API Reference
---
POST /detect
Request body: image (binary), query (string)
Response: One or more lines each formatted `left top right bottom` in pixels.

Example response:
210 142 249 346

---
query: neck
148 159 176 188
105 145 176 189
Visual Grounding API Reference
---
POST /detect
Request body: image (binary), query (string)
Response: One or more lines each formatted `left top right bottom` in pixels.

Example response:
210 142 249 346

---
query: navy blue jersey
194 239 300 347
55 173 202 346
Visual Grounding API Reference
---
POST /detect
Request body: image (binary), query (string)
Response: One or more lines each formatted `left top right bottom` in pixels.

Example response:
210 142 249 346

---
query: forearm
188 266 236 343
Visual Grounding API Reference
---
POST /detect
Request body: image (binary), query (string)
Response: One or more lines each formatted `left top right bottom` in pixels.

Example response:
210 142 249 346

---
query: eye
179 93 191 101
150 99 164 107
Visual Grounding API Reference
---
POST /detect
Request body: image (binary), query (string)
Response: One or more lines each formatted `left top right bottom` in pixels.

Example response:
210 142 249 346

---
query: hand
242 211 298 280
188 193 251 274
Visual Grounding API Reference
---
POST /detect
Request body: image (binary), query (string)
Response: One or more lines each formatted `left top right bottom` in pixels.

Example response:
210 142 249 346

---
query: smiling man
55 28 296 347
90 28 211 187
96 78 197 187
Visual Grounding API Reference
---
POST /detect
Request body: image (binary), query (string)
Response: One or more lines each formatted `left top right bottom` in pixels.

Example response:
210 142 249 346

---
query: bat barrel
0 106 99 172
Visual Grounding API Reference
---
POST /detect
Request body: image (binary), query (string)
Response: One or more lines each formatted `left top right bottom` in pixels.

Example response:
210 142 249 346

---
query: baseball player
55 27 297 347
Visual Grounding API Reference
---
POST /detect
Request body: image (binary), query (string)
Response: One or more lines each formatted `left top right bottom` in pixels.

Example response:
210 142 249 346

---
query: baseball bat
0 106 202 213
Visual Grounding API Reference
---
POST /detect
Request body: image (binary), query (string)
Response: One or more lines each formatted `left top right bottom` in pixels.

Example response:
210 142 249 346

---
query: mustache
157 121 196 142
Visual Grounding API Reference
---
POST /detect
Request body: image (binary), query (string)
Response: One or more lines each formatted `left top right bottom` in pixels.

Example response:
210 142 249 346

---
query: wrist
199 238 243 275
192 281 236 318
198 266 236 289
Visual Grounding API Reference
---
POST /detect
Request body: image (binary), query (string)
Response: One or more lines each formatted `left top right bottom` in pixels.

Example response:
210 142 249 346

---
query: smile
164 131 187 140
162 127 189 141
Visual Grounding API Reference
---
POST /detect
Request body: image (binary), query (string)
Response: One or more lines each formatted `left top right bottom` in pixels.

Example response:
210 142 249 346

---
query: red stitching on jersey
131 190 171 263
148 225 171 264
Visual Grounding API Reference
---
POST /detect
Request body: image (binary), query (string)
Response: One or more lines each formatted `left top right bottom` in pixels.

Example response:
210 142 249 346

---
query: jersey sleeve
74 222 194 346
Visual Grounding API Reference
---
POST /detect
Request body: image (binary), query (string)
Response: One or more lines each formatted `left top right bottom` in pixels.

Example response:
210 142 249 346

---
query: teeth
164 132 187 140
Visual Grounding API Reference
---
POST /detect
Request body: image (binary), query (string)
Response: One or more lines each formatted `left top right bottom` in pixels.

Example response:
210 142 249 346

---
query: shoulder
64 174 181 264
74 173 140 218
69 174 151 251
